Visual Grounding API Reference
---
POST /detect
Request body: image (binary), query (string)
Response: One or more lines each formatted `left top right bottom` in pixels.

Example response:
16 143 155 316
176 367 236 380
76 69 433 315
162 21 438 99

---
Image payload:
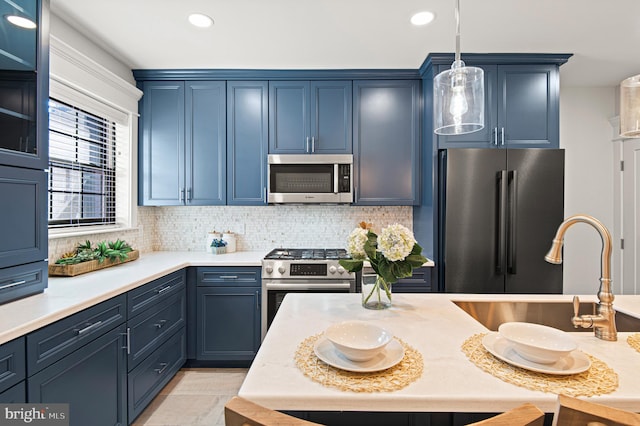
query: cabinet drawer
27 294 126 375
128 291 186 370
0 381 25 403
0 261 47 305
0 337 25 393
128 269 185 317
128 328 186 422
197 267 260 287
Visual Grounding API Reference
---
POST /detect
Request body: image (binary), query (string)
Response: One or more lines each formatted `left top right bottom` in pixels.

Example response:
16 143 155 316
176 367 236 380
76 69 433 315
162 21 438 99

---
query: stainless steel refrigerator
437 148 564 293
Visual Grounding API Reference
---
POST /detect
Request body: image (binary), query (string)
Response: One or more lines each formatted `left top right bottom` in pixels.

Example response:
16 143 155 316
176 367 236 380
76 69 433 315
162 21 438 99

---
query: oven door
264 279 354 330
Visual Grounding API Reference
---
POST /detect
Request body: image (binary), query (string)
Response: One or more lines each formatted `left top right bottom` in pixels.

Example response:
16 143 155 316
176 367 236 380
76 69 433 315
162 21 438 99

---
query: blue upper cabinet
139 80 226 206
269 80 352 154
0 0 49 170
433 54 569 149
227 81 268 205
353 80 421 206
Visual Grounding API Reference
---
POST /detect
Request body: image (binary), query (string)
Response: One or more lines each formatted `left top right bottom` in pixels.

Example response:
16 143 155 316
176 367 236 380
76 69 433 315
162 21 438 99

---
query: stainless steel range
261 248 356 337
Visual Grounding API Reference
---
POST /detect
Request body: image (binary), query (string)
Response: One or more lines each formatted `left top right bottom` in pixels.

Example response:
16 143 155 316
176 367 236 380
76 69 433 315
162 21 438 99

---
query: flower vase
361 273 392 310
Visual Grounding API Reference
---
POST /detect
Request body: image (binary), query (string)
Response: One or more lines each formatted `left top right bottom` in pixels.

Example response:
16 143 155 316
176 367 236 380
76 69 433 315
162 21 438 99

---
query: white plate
313 336 405 372
482 332 591 375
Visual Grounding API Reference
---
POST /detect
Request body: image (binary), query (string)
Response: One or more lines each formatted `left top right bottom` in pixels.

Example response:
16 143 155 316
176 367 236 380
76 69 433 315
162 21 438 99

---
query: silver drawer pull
220 275 238 279
154 319 167 329
156 285 171 294
77 321 103 336
0 280 26 291
154 362 169 375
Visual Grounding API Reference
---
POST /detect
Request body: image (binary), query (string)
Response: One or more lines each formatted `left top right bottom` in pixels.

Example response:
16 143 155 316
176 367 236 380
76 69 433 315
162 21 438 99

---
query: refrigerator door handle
496 170 508 275
508 170 518 274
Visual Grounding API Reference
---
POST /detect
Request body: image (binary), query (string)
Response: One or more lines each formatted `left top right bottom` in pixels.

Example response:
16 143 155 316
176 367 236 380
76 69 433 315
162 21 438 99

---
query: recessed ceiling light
410 11 435 26
188 13 213 28
5 14 37 29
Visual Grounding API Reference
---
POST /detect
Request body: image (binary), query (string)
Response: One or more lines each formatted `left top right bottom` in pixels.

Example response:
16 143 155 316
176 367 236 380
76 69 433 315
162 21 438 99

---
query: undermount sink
453 300 640 332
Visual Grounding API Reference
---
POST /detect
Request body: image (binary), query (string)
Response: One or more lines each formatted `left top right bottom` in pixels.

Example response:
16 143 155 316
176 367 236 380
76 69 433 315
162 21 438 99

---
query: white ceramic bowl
324 320 393 362
498 322 577 364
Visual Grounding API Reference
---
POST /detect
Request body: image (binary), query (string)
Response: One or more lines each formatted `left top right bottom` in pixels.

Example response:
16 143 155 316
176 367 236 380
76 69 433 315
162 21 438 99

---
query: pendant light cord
455 0 461 63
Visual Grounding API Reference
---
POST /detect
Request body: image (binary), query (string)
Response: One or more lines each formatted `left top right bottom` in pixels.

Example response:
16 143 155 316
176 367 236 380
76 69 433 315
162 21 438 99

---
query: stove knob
337 266 345 274
277 266 286 274
264 264 273 274
328 265 337 274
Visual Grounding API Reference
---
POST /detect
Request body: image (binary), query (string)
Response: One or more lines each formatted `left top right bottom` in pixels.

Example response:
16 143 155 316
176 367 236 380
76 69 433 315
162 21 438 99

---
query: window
48 98 132 231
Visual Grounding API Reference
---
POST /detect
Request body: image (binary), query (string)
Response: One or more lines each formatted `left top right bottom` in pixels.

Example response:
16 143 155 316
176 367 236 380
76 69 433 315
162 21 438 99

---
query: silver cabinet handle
255 290 260 311
306 137 310 153
493 127 498 146
154 362 169 375
263 187 267 203
77 321 103 336
154 319 167 329
0 280 26 291
179 188 185 203
220 275 238 279
311 136 315 153
501 127 505 146
121 328 131 354
157 285 172 294
187 188 192 202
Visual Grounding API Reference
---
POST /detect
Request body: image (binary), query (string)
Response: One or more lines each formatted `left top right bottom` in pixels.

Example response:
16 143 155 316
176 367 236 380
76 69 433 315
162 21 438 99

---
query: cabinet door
353 80 420 205
0 0 48 170
227 81 268 205
498 64 559 148
196 286 261 362
436 64 497 149
310 81 352 154
0 166 47 269
268 81 310 153
186 81 226 205
28 324 128 426
138 81 185 205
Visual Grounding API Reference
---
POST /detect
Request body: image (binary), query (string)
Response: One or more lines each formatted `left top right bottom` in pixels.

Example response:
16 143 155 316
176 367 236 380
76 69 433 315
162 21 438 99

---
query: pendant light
620 74 640 137
434 0 484 135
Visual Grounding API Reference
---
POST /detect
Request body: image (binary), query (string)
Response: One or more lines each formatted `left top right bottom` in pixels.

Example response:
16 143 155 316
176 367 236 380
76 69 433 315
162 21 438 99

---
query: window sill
48 225 140 240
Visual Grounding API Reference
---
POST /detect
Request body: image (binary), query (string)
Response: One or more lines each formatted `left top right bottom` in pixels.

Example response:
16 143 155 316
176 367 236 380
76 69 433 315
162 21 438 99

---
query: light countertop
0 250 266 344
239 292 640 414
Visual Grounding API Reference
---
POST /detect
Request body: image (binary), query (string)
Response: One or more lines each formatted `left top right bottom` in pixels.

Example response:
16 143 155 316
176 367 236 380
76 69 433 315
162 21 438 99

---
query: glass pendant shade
434 60 485 135
620 74 640 138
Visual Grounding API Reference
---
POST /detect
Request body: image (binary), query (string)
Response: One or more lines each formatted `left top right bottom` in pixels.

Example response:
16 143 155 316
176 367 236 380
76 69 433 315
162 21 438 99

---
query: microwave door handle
334 164 339 193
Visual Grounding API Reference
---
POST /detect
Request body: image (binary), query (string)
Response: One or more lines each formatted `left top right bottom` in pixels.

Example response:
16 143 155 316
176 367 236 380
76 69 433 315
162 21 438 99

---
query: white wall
559 86 616 295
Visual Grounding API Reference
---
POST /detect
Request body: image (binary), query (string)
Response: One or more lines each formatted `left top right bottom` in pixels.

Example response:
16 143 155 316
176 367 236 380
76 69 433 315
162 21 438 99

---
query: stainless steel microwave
267 154 353 204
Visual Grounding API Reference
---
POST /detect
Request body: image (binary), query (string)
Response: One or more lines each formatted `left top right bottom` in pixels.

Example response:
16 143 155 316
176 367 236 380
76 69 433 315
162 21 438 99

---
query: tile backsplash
49 205 413 261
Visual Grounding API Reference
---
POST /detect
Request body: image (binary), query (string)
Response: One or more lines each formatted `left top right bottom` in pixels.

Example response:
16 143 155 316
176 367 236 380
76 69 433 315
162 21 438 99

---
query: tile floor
132 368 248 426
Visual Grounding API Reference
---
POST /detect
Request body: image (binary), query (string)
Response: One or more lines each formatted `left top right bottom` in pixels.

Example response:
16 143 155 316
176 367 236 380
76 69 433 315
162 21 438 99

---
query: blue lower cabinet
196 286 261 363
0 336 25 394
128 327 186 423
27 323 128 426
0 381 25 403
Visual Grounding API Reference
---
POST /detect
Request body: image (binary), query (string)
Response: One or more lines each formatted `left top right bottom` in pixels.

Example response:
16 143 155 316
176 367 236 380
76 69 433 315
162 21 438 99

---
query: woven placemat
628 333 640 353
462 333 618 397
294 333 423 393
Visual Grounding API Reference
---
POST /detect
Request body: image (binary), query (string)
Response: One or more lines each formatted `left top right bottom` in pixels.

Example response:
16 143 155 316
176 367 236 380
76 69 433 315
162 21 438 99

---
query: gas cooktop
264 248 350 261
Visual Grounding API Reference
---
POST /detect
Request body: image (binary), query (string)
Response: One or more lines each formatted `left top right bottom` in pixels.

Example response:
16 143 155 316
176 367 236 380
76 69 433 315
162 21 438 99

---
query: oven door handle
264 281 353 291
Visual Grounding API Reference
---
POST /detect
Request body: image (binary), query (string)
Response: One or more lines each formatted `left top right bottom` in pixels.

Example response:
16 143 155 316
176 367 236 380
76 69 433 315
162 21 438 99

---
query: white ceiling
50 0 640 87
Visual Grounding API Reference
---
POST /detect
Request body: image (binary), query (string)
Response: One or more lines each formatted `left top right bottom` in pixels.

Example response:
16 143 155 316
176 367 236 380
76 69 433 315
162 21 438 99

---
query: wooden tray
48 250 140 277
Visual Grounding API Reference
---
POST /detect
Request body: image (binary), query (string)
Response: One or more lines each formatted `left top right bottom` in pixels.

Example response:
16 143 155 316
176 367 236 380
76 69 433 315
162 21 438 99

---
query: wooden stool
465 403 545 426
224 396 324 426
553 394 640 426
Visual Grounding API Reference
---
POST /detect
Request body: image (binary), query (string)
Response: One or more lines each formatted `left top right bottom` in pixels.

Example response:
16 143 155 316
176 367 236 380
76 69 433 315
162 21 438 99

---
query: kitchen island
239 293 640 418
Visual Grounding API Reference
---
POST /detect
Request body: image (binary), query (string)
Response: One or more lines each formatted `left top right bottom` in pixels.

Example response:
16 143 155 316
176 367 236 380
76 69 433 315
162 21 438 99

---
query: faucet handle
572 295 581 327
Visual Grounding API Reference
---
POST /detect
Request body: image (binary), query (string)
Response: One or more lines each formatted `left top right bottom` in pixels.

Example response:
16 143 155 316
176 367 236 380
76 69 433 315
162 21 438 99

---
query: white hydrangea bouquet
339 222 427 308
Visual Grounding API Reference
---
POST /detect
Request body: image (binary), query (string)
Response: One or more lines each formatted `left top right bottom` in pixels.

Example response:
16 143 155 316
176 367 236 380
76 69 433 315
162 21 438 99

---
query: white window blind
48 98 131 230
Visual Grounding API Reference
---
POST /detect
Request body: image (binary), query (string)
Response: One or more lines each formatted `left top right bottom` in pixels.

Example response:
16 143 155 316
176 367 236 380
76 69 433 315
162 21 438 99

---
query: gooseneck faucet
544 214 617 341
